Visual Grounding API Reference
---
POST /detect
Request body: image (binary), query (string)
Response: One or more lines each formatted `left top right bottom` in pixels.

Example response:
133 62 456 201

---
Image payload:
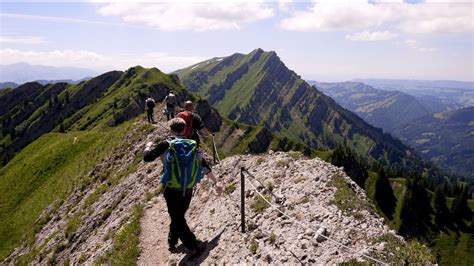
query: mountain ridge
175 48 425 170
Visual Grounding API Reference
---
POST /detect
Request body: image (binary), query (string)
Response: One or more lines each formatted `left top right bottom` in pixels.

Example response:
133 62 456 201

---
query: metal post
240 167 246 233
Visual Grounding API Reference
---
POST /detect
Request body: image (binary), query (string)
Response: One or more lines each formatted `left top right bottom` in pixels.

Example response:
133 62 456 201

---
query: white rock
315 227 327 242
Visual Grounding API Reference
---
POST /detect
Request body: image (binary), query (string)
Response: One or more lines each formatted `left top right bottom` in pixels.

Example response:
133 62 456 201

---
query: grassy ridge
0 123 132 260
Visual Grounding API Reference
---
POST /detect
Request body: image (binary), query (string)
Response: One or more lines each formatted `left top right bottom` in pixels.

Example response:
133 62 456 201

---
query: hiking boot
188 246 204 260
168 244 178 253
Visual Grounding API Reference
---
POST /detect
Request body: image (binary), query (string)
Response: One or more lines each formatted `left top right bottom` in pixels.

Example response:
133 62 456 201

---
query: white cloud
405 39 437 52
345 30 398 41
0 49 105 67
280 1 474 34
278 0 293 11
95 1 274 31
0 13 131 27
0 49 206 72
0 36 48 44
280 2 393 32
114 52 207 72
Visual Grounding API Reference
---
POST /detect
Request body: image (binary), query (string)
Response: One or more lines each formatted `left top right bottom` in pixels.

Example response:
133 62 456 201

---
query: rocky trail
136 110 399 264
137 197 170 264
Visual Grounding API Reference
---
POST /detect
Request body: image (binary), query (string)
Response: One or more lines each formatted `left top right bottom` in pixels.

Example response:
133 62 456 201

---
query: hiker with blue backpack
143 117 223 258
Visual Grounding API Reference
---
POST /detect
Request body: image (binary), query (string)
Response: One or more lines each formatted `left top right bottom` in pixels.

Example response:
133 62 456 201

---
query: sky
0 0 473 82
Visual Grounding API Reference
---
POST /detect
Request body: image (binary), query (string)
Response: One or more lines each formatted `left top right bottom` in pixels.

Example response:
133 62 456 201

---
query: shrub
224 183 237 194
250 194 272 213
249 239 258 254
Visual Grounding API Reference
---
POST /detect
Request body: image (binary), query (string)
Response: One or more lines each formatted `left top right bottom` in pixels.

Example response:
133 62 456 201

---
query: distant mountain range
0 63 98 84
354 78 474 107
312 81 429 130
392 107 474 178
310 81 463 131
0 79 93 90
0 82 18 89
308 80 472 178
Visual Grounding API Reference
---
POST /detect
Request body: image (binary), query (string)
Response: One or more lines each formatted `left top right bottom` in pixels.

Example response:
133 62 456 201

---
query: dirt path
137 199 173 265
137 193 225 265
137 107 177 265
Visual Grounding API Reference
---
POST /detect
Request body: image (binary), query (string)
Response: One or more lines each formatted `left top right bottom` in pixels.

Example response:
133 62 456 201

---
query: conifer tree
59 122 65 133
451 185 472 226
330 145 368 187
10 127 16 139
374 168 397 219
399 177 433 238
434 187 451 229
64 90 70 103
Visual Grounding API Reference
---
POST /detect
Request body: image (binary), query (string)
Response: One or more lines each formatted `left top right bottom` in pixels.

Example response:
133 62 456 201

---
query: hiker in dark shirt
164 92 177 121
177 101 213 147
145 97 156 123
143 118 223 258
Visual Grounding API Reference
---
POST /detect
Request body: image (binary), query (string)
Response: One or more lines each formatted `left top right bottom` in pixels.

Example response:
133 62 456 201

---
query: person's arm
143 141 169 162
200 127 213 137
193 114 213 138
202 158 223 195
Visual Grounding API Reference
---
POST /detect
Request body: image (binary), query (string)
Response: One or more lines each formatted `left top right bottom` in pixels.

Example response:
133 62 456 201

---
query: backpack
146 98 155 109
166 94 176 106
161 139 203 192
177 111 193 138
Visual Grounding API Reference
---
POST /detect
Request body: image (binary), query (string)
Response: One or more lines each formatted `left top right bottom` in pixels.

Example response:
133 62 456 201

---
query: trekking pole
212 134 221 164
212 134 217 164
240 167 245 233
213 142 217 164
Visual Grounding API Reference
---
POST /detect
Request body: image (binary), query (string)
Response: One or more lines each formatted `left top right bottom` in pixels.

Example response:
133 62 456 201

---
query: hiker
143 117 223 258
177 101 213 147
164 92 177 121
145 96 156 123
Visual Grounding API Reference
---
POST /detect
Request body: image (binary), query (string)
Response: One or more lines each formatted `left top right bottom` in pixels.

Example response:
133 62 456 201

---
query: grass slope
0 123 133 260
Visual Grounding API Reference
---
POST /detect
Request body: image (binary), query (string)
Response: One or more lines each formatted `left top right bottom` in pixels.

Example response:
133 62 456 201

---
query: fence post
240 167 245 233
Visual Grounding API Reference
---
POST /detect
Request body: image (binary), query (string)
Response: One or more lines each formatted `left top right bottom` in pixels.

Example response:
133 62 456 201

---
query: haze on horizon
1 0 473 82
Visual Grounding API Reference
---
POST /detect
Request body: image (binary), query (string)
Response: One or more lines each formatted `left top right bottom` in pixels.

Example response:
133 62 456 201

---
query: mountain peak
176 49 415 165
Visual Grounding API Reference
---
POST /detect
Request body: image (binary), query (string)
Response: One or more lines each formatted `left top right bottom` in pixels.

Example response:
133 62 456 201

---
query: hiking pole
240 167 246 233
212 134 221 164
212 137 216 164
212 134 218 164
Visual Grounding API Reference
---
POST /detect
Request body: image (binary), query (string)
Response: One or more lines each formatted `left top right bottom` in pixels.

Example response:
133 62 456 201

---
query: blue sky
1 1 473 81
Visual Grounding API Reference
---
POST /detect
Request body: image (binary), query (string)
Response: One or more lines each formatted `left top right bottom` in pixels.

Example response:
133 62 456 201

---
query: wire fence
241 168 388 265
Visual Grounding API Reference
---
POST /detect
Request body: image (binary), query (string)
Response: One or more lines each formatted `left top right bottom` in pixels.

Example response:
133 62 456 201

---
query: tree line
329 145 473 240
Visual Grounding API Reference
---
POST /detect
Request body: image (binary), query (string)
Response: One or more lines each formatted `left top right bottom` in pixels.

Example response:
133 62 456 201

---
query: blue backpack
161 138 203 192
